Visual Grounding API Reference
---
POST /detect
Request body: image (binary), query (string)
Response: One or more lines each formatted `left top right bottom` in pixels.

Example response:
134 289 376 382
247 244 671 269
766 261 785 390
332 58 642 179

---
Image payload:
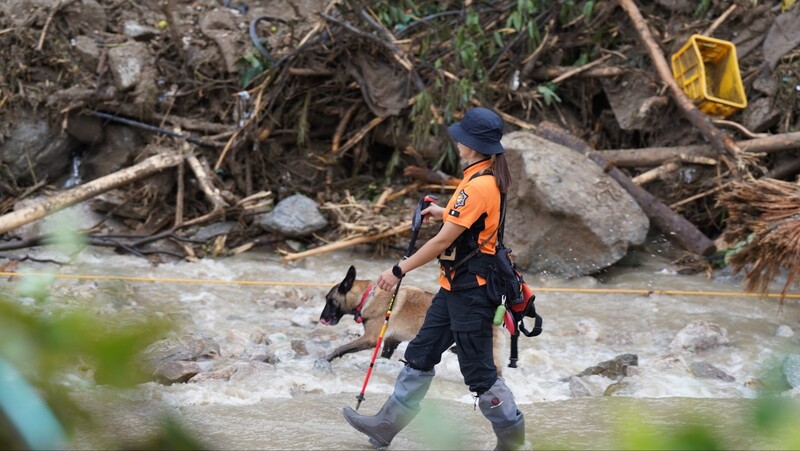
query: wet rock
603 380 631 396
784 354 800 389
690 361 735 382
190 362 238 382
568 376 592 397
66 113 104 145
192 221 241 242
256 194 328 237
313 358 333 373
0 113 77 184
140 335 220 370
776 325 795 338
669 320 730 352
153 360 201 385
266 341 296 364
503 131 649 276
574 353 638 380
83 124 142 180
650 354 691 372
291 339 309 356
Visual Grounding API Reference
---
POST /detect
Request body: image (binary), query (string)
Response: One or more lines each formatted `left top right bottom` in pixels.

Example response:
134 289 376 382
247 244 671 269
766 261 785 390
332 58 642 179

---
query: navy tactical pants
403 285 498 394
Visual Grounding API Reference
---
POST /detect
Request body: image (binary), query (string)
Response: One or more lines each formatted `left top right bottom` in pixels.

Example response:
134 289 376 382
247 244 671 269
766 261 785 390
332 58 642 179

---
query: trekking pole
355 195 436 411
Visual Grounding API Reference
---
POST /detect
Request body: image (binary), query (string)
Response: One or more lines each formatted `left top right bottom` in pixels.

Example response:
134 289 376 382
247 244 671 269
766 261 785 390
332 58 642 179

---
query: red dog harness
353 283 375 323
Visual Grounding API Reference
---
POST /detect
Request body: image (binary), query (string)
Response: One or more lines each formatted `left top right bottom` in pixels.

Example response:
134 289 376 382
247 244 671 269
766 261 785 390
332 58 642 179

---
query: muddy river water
4 235 800 449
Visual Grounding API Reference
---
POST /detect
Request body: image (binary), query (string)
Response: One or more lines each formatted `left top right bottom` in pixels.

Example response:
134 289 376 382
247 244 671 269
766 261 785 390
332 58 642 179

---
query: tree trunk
0 151 184 235
602 131 800 167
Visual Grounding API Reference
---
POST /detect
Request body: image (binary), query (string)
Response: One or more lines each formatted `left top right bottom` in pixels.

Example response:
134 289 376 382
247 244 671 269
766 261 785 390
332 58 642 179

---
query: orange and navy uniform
438 158 501 291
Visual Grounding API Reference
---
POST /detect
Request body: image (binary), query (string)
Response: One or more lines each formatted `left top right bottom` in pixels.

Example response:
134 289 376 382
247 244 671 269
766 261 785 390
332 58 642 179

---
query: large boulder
0 112 77 185
502 131 649 276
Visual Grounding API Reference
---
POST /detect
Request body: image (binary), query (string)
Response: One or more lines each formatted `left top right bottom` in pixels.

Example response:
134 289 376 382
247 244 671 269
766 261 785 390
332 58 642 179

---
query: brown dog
319 266 507 373
319 265 433 362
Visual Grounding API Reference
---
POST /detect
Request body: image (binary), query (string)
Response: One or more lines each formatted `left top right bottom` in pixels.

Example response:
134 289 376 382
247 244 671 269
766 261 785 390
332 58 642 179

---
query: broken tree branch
281 222 410 262
181 154 228 228
0 152 183 235
602 131 800 167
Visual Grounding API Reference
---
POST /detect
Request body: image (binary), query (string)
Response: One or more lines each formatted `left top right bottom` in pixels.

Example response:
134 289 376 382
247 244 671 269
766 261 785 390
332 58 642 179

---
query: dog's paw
313 357 333 373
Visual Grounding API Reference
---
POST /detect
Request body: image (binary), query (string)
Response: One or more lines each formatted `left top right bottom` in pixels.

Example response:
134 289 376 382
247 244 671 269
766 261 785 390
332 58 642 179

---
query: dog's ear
338 265 356 294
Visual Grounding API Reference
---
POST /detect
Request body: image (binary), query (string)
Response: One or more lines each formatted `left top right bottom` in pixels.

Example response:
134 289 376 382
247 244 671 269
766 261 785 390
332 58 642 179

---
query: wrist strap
392 264 404 278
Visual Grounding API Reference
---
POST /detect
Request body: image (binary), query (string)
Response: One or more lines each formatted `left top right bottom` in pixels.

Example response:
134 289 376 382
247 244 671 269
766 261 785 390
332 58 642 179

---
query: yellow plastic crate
671 35 747 118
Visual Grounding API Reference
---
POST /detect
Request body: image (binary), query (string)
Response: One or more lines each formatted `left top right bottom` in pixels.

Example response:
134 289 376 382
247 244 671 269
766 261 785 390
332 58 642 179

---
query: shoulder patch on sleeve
454 189 468 209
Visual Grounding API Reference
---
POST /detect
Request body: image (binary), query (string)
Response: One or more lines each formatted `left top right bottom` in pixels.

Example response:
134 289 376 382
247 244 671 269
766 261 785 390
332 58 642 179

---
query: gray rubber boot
478 378 525 451
342 366 435 448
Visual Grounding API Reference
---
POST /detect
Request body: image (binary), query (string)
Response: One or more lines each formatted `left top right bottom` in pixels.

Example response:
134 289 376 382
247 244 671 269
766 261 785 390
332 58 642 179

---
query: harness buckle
439 247 456 262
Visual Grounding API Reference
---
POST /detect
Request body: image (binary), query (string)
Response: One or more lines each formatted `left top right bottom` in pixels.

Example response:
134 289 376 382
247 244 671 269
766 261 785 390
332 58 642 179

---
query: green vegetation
0 225 205 449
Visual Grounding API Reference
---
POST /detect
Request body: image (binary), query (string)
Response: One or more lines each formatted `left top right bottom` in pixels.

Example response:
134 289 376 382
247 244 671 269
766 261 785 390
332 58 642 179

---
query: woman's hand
377 267 400 292
421 203 444 222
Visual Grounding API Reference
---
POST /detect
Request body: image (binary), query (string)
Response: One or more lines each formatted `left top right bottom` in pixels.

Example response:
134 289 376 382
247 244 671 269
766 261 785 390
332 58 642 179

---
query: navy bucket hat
447 107 504 155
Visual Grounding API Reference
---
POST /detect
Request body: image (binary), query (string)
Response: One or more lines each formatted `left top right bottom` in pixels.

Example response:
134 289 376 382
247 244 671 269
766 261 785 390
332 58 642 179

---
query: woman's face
456 141 480 167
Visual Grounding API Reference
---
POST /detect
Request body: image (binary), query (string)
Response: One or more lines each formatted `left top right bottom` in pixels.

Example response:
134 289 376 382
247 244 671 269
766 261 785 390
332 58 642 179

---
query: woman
342 107 525 450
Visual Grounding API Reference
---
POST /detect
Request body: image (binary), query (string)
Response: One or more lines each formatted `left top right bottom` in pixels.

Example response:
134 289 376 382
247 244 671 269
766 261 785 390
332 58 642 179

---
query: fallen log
618 0 748 174
281 222 410 262
537 122 716 256
0 151 183 235
602 131 800 167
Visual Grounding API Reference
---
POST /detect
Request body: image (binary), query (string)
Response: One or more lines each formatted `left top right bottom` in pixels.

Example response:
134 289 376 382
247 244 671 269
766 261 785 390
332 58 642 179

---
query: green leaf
537 84 561 106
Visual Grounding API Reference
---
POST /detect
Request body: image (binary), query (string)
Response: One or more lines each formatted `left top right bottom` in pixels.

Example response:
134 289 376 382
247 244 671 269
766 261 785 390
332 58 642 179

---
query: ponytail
492 154 512 194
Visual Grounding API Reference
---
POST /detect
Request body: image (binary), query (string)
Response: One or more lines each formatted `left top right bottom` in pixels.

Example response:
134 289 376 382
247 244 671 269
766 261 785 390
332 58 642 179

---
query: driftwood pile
0 1 799 291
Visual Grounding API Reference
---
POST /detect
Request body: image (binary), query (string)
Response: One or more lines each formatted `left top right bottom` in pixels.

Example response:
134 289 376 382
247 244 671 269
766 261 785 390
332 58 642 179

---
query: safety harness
438 169 497 290
353 283 375 323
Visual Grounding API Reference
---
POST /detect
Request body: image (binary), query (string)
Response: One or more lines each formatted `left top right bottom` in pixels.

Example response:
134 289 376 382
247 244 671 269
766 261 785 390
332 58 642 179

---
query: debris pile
0 0 799 288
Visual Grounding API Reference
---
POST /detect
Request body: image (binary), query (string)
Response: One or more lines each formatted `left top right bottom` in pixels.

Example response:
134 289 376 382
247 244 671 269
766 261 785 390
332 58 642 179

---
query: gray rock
669 320 730 352
743 97 781 133
83 124 142 180
153 360 201 385
108 41 152 91
257 194 328 237
140 335 220 370
0 113 76 184
574 353 638 380
66 113 104 145
72 35 100 69
568 376 592 397
690 361 735 382
503 131 649 276
192 221 241 242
